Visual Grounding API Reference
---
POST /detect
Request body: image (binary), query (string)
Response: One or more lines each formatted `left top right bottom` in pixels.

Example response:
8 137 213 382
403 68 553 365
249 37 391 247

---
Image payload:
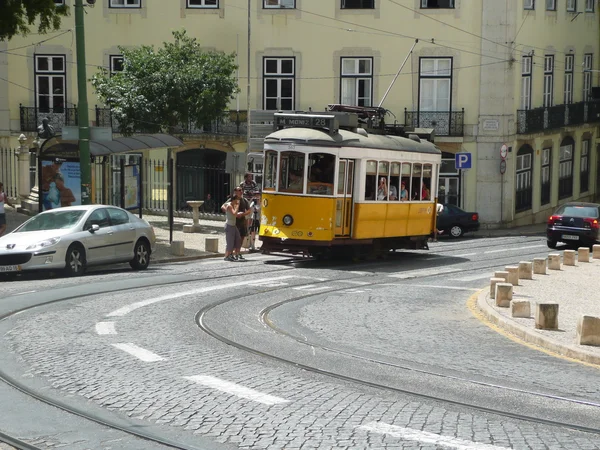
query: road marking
452 272 496 282
95 322 117 335
453 252 477 257
106 275 298 317
336 280 370 285
13 290 37 295
111 343 165 362
484 244 545 254
292 285 331 292
348 271 372 275
358 422 511 449
388 266 462 279
381 283 479 291
248 281 289 287
184 375 289 405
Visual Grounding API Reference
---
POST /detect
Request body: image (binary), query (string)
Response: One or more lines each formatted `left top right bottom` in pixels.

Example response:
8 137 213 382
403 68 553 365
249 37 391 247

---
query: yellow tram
258 107 442 258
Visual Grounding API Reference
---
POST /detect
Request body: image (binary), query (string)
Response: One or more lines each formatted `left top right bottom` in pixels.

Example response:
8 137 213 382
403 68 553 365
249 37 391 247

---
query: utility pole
74 0 92 205
246 0 251 155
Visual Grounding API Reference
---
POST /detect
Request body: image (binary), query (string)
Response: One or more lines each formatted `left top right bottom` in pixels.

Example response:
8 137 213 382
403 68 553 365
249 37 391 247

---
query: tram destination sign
274 114 337 133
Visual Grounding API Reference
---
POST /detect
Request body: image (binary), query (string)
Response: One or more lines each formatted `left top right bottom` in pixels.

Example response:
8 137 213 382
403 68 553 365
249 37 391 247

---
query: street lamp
246 0 251 155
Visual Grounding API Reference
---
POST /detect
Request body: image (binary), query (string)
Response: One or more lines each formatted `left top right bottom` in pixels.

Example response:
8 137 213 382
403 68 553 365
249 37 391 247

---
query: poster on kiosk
40 158 82 211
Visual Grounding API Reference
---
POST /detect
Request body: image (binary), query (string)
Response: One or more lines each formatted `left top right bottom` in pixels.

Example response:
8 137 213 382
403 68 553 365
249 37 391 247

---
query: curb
152 253 224 264
475 290 600 366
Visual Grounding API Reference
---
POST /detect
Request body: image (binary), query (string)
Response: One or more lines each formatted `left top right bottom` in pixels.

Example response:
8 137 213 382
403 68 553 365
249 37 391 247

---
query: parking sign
455 152 472 169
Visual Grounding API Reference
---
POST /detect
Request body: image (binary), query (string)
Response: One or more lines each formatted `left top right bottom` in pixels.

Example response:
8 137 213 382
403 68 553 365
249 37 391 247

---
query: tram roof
264 127 441 155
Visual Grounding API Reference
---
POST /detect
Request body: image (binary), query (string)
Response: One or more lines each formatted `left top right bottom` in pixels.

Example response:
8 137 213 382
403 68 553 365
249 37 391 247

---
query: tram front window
263 151 277 191
308 153 335 195
279 151 305 193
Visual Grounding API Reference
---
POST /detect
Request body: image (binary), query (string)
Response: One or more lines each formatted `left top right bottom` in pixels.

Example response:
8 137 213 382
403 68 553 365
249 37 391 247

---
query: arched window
559 136 574 199
515 145 533 212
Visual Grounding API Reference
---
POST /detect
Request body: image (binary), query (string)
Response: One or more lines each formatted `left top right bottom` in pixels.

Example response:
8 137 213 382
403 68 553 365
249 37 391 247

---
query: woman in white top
377 177 388 201
0 182 14 237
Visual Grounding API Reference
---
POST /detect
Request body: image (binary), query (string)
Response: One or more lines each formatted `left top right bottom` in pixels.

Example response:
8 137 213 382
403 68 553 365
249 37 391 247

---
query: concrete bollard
593 244 600 260
578 247 590 263
511 300 531 318
577 315 600 346
495 283 513 307
535 303 559 330
171 240 185 256
205 237 219 253
504 266 519 286
548 253 561 270
489 277 505 300
518 261 533 280
494 271 510 283
563 250 576 266
533 258 547 275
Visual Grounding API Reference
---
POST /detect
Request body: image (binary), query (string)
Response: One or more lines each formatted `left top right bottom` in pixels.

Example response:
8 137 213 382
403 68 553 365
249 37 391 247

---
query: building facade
0 0 598 225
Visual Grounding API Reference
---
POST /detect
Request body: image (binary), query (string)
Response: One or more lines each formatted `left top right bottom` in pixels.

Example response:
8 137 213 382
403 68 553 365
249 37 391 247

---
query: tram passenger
400 181 408 201
422 183 431 200
288 170 304 192
388 183 398 201
377 177 388 201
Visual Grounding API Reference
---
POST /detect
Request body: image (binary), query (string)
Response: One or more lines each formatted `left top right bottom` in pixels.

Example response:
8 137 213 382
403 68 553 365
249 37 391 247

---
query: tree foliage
0 0 68 41
91 30 240 136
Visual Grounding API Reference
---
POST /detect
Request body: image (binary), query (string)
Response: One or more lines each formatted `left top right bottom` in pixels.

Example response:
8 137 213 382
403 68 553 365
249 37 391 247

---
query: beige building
0 0 598 226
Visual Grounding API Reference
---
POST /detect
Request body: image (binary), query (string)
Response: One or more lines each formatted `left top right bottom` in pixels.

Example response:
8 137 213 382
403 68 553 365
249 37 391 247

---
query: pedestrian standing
249 193 261 252
222 197 241 262
239 172 259 202
233 187 252 259
0 182 14 237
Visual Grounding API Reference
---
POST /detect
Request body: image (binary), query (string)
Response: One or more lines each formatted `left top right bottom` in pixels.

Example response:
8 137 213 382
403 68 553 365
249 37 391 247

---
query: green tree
0 0 68 41
91 30 240 135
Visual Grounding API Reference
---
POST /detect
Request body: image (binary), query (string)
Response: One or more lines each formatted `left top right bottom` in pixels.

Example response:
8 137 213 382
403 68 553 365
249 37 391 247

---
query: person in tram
287 170 304 192
421 182 431 200
399 181 409 201
377 177 388 201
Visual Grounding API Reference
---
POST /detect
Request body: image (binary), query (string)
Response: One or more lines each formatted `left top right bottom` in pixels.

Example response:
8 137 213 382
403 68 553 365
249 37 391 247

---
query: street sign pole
74 0 92 205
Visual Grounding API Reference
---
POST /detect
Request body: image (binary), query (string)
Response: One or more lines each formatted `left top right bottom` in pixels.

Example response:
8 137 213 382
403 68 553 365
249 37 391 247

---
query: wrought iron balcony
404 109 464 137
517 101 600 134
95 107 248 137
19 104 78 132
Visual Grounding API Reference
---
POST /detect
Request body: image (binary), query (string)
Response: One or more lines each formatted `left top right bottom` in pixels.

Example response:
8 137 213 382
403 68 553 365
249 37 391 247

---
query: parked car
546 202 600 249
0 205 155 276
436 204 480 238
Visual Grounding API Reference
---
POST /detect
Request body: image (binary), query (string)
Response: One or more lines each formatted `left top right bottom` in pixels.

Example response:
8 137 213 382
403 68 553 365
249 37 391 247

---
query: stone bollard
489 277 505 300
504 266 519 286
171 240 185 256
578 247 590 263
518 261 533 280
548 253 561 270
494 271 510 283
535 303 559 330
563 250 576 266
205 237 219 253
495 283 513 307
511 300 531 318
577 315 600 346
593 244 600 260
533 258 547 275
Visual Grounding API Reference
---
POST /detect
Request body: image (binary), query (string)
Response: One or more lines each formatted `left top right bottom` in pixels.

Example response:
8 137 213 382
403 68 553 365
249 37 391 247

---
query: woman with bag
223 197 242 262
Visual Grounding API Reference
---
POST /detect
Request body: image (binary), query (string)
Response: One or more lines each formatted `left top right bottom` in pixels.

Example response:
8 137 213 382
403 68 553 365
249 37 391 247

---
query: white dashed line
95 322 117 335
452 252 477 257
388 266 462 279
380 283 479 291
184 375 289 405
484 244 545 254
111 343 165 362
292 285 331 292
358 422 512 449
335 280 370 285
452 272 498 282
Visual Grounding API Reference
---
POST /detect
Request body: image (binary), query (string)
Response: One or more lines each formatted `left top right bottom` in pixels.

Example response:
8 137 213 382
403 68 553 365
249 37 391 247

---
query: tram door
335 159 354 237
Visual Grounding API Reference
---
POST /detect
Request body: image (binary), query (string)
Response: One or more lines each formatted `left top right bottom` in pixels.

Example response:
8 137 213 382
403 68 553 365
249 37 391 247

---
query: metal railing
404 109 465 137
19 105 78 132
0 147 18 199
517 101 600 134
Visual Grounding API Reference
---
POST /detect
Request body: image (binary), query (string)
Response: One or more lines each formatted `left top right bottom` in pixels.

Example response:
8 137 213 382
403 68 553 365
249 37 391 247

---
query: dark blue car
546 202 600 249
436 204 480 238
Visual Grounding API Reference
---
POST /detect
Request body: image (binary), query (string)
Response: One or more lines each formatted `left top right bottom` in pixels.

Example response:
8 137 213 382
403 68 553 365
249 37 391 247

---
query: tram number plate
562 234 579 240
0 265 19 272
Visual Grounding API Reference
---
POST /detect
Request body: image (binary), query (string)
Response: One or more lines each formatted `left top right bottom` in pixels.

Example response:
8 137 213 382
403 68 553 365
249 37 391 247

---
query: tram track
0 242 576 448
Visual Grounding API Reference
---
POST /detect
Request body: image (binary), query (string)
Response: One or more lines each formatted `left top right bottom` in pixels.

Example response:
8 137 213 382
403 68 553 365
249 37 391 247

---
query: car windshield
556 205 599 218
16 210 85 232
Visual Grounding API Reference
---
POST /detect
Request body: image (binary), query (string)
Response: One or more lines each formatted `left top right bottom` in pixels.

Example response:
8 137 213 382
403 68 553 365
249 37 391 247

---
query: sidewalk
475 255 600 366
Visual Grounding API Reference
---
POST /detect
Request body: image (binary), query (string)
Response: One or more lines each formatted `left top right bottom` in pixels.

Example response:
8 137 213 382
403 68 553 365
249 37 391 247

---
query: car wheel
547 239 557 249
64 244 86 277
449 225 463 238
130 239 150 270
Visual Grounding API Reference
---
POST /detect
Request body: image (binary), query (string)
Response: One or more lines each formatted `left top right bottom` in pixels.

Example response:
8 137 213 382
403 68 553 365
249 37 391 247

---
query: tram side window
308 153 335 195
401 163 411 201
263 151 277 191
377 161 389 201
411 163 423 200
279 151 305 193
365 160 377 200
390 162 400 201
422 164 433 201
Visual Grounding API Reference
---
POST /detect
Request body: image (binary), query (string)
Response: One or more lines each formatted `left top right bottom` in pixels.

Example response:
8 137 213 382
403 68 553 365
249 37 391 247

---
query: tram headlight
282 215 294 226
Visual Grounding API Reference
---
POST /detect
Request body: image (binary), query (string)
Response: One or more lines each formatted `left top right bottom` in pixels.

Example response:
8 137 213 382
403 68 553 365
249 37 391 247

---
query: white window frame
419 57 452 112
263 58 295 111
543 55 554 107
341 0 375 8
541 147 551 205
583 54 593 101
109 0 141 8
586 0 595 11
187 0 218 7
564 55 574 104
264 0 295 8
546 0 556 9
524 0 535 9
109 55 124 75
521 56 532 110
35 54 66 113
54 0 65 5
567 0 577 11
341 57 373 107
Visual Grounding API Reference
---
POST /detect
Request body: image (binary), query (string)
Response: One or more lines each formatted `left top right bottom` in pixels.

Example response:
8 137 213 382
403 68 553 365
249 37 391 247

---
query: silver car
0 205 156 276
